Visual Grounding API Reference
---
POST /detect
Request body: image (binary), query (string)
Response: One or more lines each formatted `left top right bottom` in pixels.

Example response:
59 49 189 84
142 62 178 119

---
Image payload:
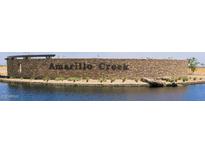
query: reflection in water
0 82 204 101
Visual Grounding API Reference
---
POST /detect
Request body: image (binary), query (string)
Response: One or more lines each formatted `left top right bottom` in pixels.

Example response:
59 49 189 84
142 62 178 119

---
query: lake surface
0 82 205 101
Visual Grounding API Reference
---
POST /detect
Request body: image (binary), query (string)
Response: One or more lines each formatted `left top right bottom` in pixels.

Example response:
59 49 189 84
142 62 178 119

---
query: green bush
168 79 174 82
182 77 189 82
188 57 199 73
43 77 50 81
67 77 81 82
55 77 65 81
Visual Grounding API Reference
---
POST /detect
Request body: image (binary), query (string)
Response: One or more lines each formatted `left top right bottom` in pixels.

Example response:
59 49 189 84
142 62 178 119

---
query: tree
188 57 199 72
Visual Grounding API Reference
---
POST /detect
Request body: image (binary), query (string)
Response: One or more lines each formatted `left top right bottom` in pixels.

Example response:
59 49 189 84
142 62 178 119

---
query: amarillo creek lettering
49 63 129 71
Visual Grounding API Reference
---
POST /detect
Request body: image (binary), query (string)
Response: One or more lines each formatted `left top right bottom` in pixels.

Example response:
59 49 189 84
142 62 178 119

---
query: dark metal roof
6 54 56 60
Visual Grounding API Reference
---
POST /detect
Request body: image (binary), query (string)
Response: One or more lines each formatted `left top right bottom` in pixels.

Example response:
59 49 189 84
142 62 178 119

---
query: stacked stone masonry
7 58 189 79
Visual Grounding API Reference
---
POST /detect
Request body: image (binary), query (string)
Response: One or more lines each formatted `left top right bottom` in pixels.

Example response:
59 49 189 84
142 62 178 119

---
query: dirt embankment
0 66 7 76
193 67 205 76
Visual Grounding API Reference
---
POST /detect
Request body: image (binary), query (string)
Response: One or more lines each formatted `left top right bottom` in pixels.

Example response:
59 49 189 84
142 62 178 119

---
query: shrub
55 77 65 81
43 77 50 81
67 77 81 82
175 79 178 82
110 79 115 83
193 77 197 80
99 79 103 83
168 79 174 82
122 78 126 82
99 78 106 83
135 78 139 82
200 78 203 80
182 77 189 82
188 57 199 73
85 77 89 82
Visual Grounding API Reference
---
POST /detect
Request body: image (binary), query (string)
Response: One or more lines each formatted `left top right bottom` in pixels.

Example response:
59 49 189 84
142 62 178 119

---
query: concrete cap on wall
5 54 56 60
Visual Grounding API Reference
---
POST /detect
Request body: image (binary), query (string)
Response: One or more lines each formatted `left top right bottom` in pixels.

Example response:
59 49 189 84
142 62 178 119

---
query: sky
0 52 205 65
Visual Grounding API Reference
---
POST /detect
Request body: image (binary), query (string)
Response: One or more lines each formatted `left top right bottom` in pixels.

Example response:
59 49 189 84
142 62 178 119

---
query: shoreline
0 78 150 87
1 77 205 87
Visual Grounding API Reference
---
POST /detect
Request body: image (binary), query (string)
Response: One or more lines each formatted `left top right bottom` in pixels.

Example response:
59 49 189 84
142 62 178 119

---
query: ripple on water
0 82 204 101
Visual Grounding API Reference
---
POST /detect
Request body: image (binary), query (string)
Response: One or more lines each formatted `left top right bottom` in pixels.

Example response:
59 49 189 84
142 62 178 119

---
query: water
0 82 205 101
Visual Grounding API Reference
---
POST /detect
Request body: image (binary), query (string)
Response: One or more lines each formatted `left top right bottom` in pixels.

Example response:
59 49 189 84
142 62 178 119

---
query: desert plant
99 78 105 83
182 76 189 82
135 78 139 82
193 77 197 80
55 77 65 81
188 57 199 73
85 77 89 82
168 78 174 82
200 78 203 80
43 76 50 81
67 77 81 82
110 78 115 83
98 77 106 83
122 78 126 82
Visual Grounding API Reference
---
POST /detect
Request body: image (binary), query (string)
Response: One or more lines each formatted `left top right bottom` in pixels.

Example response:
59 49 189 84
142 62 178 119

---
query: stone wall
0 66 7 76
7 58 188 79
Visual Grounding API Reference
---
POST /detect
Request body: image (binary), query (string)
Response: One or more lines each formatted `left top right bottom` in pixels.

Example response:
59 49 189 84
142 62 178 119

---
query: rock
177 84 184 87
158 76 172 81
166 82 178 87
141 78 165 87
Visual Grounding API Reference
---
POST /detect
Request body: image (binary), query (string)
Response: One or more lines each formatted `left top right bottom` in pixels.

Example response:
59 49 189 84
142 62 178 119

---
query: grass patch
43 77 50 81
67 77 81 82
55 77 65 81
